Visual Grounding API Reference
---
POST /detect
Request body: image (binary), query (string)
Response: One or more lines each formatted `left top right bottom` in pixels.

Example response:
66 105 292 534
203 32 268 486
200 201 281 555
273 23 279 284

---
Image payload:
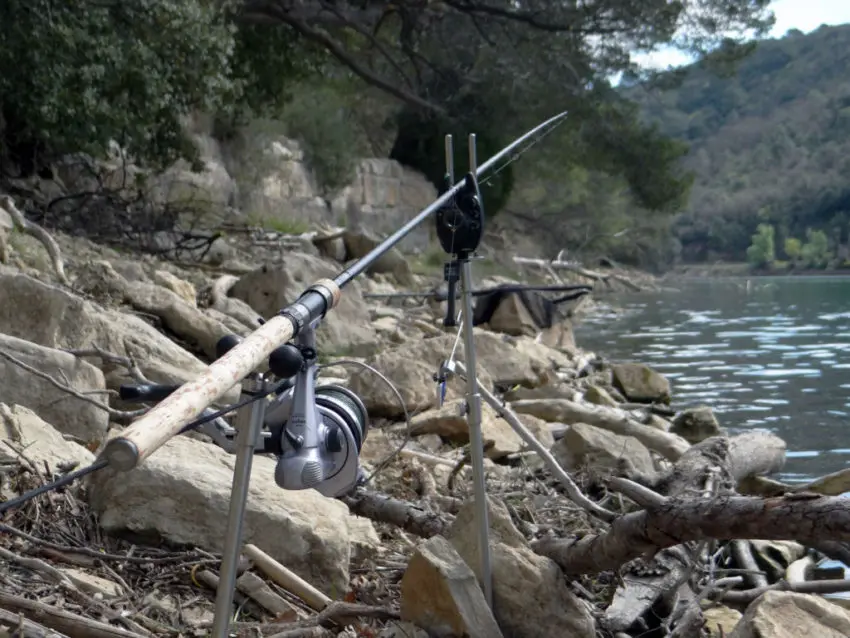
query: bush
745 223 775 268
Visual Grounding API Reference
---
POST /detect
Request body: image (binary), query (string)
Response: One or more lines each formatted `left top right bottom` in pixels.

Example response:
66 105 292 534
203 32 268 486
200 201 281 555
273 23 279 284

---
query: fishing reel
118 324 369 499
261 327 369 497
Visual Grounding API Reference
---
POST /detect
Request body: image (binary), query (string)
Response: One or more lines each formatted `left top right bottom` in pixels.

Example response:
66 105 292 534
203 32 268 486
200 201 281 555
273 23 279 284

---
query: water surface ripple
574 276 850 483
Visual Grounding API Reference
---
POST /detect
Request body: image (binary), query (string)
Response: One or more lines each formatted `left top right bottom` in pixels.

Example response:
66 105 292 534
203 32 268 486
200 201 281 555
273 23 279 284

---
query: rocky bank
0 139 849 638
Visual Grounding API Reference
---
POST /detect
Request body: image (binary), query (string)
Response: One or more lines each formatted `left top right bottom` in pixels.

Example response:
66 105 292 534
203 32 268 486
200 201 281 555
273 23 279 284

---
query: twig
63 346 151 384
607 477 667 509
259 601 399 637
0 349 145 424
0 523 214 565
0 195 70 286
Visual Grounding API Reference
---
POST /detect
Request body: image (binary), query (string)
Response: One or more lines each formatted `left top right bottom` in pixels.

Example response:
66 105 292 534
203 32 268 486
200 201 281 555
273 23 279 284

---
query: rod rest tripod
119 331 369 499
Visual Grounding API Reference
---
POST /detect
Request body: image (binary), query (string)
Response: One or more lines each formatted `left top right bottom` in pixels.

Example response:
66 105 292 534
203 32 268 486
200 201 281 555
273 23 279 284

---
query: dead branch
0 606 68 638
0 195 69 286
340 488 449 539
532 493 850 577
513 255 642 291
260 601 400 637
510 398 690 461
0 349 145 425
0 590 146 638
63 345 151 384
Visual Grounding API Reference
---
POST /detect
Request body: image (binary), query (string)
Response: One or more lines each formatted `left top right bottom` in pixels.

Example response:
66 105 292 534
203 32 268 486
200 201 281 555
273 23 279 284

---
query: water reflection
574 276 850 483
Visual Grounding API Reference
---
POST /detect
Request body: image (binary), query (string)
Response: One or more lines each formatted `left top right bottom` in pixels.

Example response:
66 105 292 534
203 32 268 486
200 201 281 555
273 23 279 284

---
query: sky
632 0 850 70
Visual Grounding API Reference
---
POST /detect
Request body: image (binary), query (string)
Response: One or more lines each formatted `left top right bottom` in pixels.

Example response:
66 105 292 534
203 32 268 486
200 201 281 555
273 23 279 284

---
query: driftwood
0 591 144 638
341 488 449 539
0 607 69 638
602 432 786 633
532 492 850 575
509 398 691 461
0 195 70 286
512 255 642 291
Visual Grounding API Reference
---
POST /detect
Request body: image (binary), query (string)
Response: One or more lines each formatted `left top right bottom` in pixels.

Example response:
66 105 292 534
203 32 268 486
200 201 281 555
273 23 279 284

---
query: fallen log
341 488 449 539
532 492 850 577
510 398 691 461
512 255 642 291
603 432 786 632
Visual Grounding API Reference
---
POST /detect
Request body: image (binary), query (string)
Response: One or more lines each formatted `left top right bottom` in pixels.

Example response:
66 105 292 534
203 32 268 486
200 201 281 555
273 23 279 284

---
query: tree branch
532 493 850 576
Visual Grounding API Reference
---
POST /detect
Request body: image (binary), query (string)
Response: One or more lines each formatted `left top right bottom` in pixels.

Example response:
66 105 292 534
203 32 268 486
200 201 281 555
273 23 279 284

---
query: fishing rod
98 110 569 474
0 111 569 637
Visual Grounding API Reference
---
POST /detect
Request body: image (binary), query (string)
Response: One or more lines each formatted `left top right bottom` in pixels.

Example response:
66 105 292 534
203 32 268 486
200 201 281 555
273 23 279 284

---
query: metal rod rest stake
212 375 268 638
459 257 494 608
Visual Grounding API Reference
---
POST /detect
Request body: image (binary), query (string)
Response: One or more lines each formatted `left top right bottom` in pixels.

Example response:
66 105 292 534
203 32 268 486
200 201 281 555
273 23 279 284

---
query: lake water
574 276 850 484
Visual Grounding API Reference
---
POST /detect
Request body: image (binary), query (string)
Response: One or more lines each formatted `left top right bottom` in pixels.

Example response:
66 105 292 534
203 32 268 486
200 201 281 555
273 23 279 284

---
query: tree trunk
532 492 849 576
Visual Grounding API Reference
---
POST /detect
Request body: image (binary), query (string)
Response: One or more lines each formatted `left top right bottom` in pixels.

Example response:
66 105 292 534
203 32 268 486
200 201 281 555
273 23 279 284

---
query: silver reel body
264 331 369 498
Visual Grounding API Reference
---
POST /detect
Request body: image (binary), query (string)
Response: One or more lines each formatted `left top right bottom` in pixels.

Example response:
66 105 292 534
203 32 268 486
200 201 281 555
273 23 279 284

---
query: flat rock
87 435 375 597
0 271 207 386
729 591 850 638
0 403 95 472
0 334 108 444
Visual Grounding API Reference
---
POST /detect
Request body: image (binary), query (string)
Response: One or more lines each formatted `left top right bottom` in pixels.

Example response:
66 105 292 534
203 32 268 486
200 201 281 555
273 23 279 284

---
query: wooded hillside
628 24 850 265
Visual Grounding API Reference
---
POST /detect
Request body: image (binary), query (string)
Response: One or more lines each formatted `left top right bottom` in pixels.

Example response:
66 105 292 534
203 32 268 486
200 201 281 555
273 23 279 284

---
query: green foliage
0 0 240 171
0 0 328 175
746 223 775 268
278 84 367 194
390 107 514 217
784 237 802 261
800 229 831 268
630 24 850 263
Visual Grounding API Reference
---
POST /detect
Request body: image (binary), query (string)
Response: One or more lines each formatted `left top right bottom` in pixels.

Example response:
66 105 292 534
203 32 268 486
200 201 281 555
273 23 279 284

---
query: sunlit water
574 276 850 483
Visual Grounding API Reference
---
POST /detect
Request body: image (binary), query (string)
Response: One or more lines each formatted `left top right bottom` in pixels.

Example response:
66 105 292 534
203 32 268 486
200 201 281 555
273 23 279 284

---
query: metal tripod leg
458 257 494 608
211 375 267 638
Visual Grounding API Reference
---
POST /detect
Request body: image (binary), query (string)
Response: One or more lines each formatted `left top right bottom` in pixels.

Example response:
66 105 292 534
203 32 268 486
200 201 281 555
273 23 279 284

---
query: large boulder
729 591 850 638
87 435 376 598
349 331 558 419
0 271 208 387
0 334 108 444
0 403 95 474
447 496 595 638
611 362 671 404
229 255 377 355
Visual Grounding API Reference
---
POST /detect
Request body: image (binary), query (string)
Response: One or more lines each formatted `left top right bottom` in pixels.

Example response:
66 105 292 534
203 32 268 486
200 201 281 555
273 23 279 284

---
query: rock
153 270 197 306
611 362 671 404
485 293 538 337
447 496 595 638
350 331 556 419
670 406 722 443
59 568 124 598
229 257 377 354
401 535 504 638
87 435 368 597
728 591 850 638
0 334 108 444
552 422 656 478
0 403 95 472
583 385 619 408
0 271 208 386
342 229 414 285
705 605 742 637
410 399 553 460
122 280 233 361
